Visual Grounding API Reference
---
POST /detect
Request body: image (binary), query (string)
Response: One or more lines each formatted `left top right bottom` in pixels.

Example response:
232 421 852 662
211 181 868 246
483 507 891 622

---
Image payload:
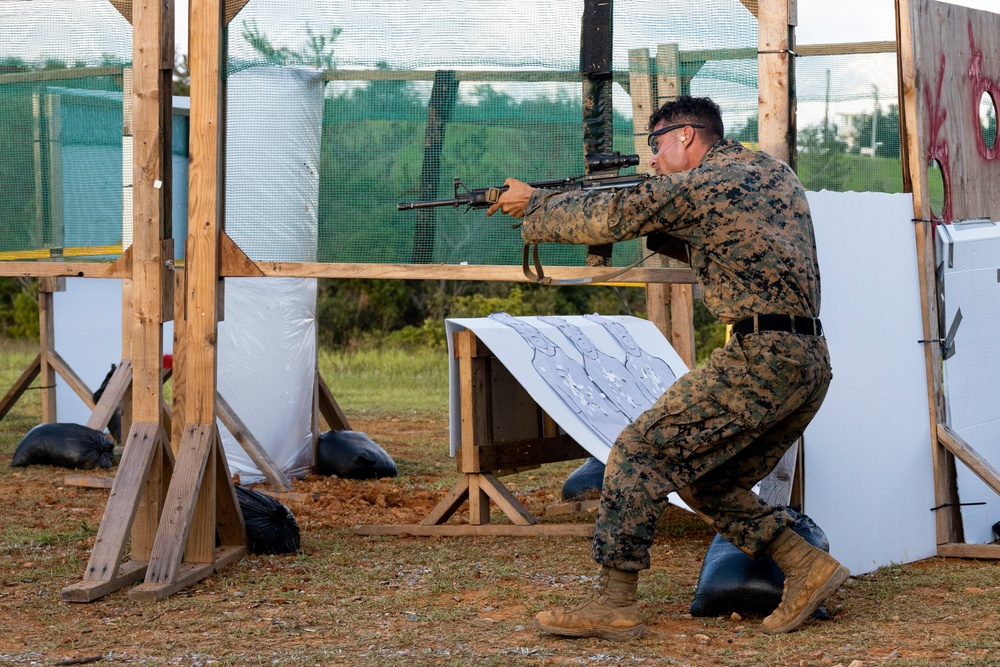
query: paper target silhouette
445 314 687 462
537 315 659 420
584 313 677 398
488 312 630 446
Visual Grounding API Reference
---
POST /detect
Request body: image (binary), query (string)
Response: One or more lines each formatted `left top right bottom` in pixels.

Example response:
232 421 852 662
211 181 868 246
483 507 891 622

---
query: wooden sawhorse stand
356 329 594 538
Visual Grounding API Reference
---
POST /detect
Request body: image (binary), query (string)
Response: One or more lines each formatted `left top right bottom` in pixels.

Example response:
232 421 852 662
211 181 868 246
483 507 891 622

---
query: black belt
732 314 823 337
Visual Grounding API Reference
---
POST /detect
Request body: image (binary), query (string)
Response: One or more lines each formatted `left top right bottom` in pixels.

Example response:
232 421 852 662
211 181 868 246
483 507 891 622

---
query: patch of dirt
2 413 1000 665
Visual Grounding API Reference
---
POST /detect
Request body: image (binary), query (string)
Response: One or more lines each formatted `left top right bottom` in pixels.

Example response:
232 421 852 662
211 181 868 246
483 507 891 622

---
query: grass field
2 339 1000 666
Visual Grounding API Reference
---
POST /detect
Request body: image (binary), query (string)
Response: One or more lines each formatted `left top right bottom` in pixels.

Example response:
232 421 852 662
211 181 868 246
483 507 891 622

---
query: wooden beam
474 435 588 471
316 371 351 431
85 360 132 432
420 475 471 526
216 391 291 492
143 424 216 585
937 543 1000 560
60 422 166 602
64 474 115 489
758 0 796 167
61 561 147 603
39 289 57 422
47 350 96 411
478 473 535 526
738 0 759 17
937 424 1000 498
185 0 224 426
896 0 963 544
222 261 697 284
457 330 489 474
546 498 600 517
0 354 40 421
108 0 247 26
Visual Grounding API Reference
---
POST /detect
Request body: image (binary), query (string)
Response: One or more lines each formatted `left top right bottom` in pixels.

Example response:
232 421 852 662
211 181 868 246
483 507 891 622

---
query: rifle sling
521 243 659 286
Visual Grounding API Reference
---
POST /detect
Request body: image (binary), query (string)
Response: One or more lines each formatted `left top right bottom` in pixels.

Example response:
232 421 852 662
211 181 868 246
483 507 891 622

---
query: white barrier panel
805 191 936 575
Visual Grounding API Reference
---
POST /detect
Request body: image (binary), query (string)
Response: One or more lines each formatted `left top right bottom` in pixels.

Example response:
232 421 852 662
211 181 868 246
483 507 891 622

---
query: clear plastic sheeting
225 66 324 262
217 278 317 484
216 65 323 483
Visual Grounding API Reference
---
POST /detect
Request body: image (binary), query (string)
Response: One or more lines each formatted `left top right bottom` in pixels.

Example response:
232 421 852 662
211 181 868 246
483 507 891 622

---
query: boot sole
764 565 850 634
534 618 645 641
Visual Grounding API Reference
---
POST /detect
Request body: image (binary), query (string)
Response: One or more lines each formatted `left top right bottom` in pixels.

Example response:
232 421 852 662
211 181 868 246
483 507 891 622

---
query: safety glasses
647 123 705 154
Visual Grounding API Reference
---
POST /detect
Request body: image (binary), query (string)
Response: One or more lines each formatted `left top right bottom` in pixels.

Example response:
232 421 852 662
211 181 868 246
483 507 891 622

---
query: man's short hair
648 96 724 144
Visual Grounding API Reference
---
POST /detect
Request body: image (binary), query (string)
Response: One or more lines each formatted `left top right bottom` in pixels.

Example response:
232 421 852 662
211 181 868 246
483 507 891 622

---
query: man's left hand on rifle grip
487 178 534 219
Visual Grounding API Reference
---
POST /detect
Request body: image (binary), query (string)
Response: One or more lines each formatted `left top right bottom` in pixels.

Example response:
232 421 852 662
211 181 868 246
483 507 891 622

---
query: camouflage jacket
521 139 821 324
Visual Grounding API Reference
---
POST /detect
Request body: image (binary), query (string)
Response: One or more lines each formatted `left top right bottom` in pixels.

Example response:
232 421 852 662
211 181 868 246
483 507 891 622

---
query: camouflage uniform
521 138 832 571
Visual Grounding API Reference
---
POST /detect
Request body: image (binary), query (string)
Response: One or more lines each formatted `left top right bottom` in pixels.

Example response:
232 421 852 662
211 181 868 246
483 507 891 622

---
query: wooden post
38 278 58 421
62 0 186 603
129 0 246 601
756 1 802 506
627 45 697 369
758 0 797 167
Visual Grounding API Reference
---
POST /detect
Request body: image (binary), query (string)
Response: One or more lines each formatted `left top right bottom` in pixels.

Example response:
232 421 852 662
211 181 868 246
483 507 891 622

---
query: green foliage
0 278 38 340
797 150 903 193
728 115 758 143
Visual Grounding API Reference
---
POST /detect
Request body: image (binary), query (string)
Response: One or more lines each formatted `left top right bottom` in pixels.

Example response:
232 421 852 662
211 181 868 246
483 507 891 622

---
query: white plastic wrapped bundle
217 66 325 482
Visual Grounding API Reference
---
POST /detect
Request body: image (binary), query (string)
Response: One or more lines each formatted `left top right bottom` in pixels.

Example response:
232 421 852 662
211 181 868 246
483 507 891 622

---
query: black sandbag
689 508 831 618
235 486 300 554
92 363 122 443
561 456 606 501
10 423 115 470
316 430 398 479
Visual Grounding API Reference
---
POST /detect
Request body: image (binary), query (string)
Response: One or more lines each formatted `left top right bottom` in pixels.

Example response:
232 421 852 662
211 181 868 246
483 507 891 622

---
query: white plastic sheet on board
216 278 317 483
216 66 324 483
805 190 936 575
938 221 1000 544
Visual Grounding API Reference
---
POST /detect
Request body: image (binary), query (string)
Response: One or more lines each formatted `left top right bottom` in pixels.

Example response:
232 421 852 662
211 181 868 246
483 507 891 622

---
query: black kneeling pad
689 508 830 619
235 486 300 555
561 456 605 501
316 430 398 479
11 423 115 470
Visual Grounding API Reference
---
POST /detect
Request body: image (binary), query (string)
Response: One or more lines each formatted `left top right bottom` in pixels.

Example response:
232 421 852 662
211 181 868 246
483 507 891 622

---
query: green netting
225 0 758 266
0 0 131 259
0 1 919 266
796 51 905 194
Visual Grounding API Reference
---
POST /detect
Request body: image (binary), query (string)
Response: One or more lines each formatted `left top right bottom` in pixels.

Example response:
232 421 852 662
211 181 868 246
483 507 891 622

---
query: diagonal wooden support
129 424 246 602
0 353 41 421
61 422 171 602
316 371 351 432
216 391 291 492
86 359 132 432
47 350 96 411
937 424 1000 499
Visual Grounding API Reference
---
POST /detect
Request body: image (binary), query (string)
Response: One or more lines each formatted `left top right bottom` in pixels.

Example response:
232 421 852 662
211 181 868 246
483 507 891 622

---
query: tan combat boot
763 528 850 633
533 566 644 640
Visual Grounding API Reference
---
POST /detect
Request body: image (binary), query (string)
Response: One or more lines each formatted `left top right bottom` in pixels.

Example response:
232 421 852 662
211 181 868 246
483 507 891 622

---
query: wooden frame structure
896 0 1000 559
0 0 933 599
357 329 595 537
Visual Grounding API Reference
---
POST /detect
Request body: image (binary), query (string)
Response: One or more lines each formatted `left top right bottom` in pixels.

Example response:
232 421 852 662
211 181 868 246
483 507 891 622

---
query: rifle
396 152 649 212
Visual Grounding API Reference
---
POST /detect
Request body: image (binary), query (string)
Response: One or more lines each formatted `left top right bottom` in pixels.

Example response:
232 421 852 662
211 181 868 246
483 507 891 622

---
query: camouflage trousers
592 330 832 571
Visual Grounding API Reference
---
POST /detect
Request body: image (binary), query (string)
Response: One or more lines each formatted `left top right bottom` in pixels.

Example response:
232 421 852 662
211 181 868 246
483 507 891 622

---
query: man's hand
486 178 534 219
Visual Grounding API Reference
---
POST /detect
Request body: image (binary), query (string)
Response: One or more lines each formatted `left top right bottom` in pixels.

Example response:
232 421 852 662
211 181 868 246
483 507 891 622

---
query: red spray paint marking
968 20 1000 161
925 53 954 223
